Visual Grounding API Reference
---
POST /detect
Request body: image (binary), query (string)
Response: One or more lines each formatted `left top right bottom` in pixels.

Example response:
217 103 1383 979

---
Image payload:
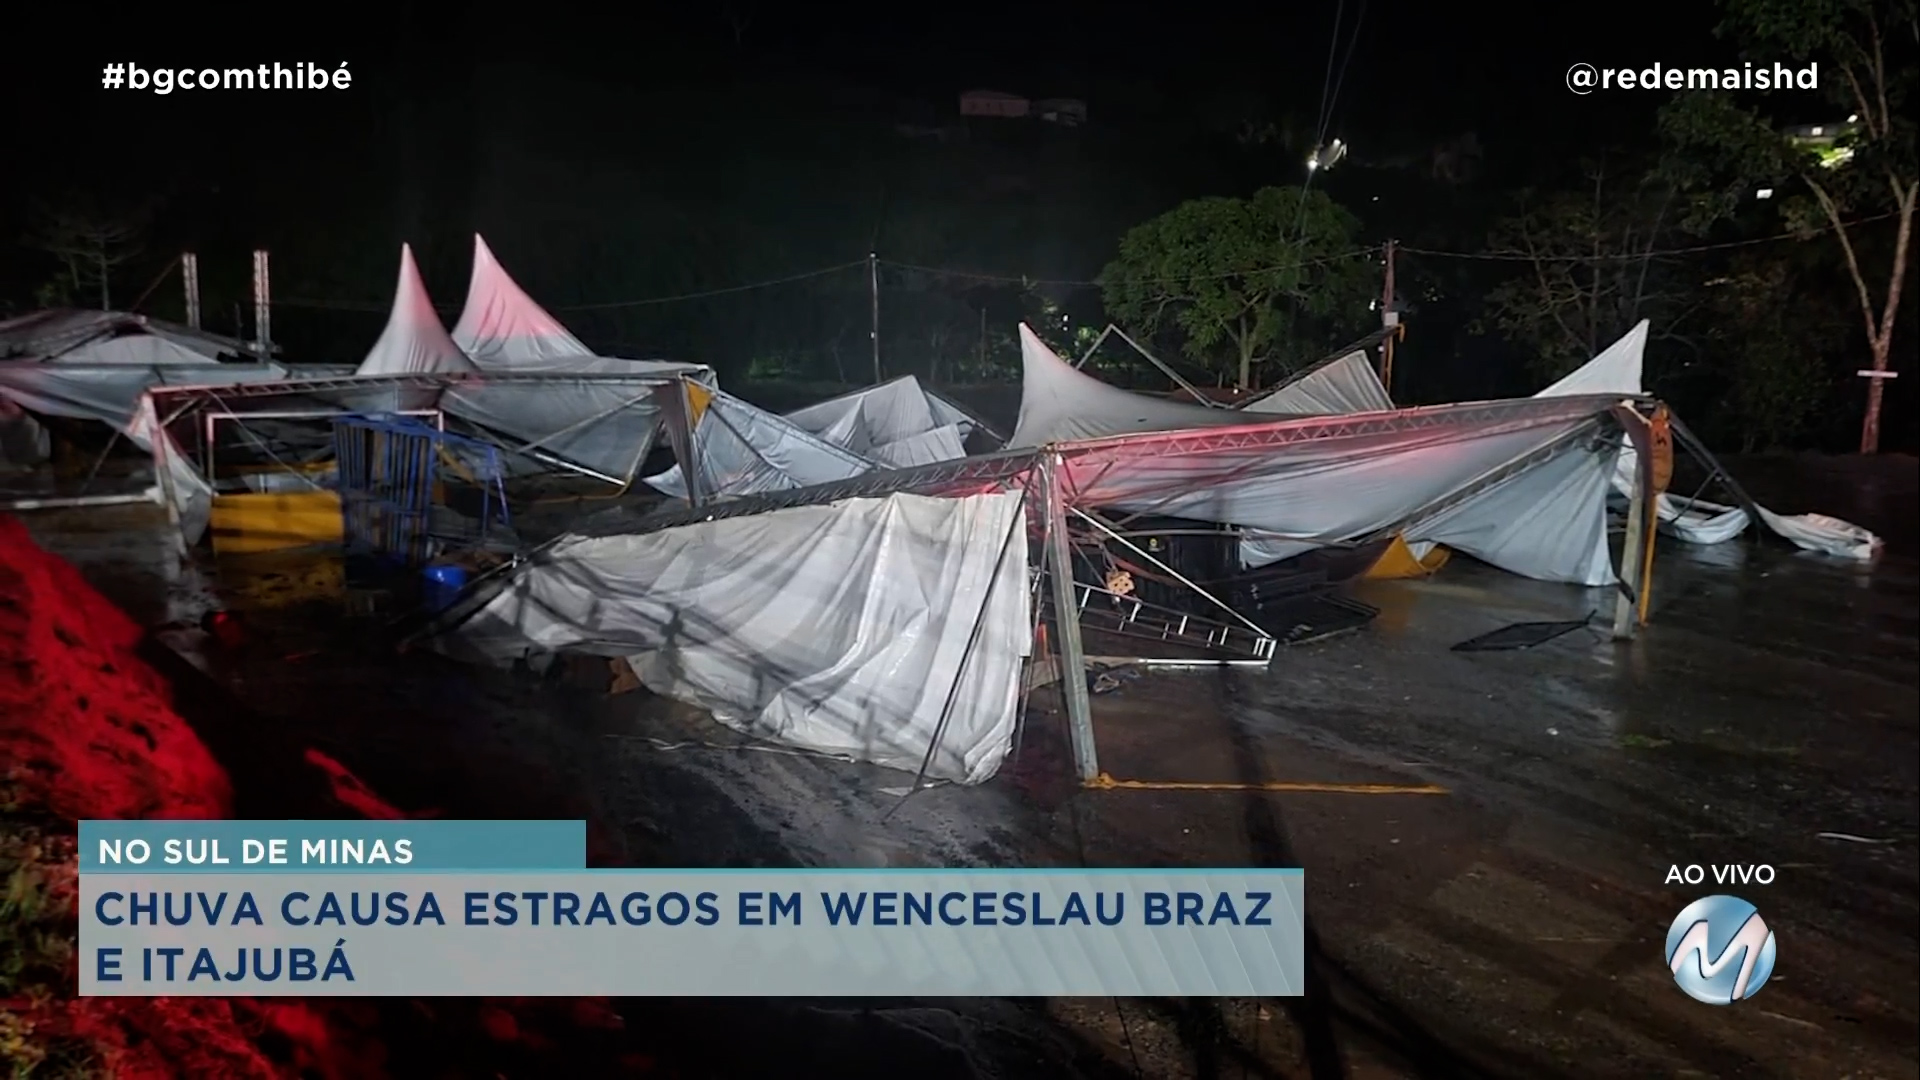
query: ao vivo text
1665 863 1776 886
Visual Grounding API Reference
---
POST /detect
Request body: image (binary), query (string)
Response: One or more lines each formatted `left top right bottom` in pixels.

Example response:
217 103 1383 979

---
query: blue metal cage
332 415 510 566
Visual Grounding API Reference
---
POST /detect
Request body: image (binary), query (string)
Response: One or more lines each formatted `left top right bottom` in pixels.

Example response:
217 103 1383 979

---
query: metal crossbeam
599 395 1646 538
147 370 692 406
1056 394 1636 466
599 449 1044 537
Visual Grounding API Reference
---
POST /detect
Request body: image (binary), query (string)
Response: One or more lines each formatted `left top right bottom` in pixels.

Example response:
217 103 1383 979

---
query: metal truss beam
147 370 691 407
586 449 1044 537
1056 393 1639 467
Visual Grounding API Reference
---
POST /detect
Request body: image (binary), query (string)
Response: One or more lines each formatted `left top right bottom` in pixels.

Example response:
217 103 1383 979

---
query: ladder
1042 577 1276 662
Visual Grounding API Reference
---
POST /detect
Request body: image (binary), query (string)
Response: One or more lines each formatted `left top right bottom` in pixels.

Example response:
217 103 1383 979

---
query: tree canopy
1660 0 1917 451
1098 186 1373 389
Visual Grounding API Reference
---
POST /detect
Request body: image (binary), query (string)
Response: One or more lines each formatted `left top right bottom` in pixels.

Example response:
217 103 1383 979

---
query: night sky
10 1 1908 449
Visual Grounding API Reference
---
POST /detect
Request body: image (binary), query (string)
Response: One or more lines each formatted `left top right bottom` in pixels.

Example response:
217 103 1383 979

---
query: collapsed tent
783 375 977 466
1008 325 1255 447
1063 395 1627 586
1534 320 1878 560
0 310 288 441
443 235 712 481
1240 347 1395 416
1007 324 1626 586
645 384 876 500
440 490 1031 784
645 373 984 501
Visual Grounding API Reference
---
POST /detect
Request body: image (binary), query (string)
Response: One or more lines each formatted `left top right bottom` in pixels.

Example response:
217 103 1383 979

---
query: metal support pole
868 252 882 383
1042 452 1099 781
182 252 201 329
252 250 272 359
1611 406 1655 640
1380 240 1398 392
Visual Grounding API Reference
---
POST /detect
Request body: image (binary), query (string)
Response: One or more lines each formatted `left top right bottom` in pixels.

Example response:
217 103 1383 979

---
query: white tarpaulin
354 245 480 381
1003 324 1621 585
784 375 978 458
0 309 287 436
1009 324 1251 446
443 235 711 480
1242 349 1395 416
442 490 1032 784
0 309 256 365
646 387 876 500
1538 320 1880 560
1080 399 1625 585
1401 434 1623 585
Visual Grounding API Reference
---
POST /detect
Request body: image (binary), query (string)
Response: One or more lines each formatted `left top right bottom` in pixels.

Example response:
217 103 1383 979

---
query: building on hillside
960 89 1030 118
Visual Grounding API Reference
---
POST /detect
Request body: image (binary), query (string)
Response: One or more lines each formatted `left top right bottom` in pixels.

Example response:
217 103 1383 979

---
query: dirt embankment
0 517 650 1079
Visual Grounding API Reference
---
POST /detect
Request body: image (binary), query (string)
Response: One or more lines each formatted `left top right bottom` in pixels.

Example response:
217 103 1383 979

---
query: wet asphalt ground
14 452 1917 1078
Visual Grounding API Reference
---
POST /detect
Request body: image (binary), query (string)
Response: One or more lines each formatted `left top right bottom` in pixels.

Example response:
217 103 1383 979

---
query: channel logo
1665 895 1777 1004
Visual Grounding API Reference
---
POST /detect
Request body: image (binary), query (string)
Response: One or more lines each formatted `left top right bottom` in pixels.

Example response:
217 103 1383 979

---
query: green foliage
1705 259 1838 449
1098 187 1373 388
1660 0 1917 449
0 820 98 1079
1480 163 1686 381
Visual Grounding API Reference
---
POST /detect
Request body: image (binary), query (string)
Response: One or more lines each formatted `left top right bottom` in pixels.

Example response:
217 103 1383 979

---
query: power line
879 248 1380 289
272 260 868 315
555 260 868 311
1399 212 1902 263
266 211 1900 315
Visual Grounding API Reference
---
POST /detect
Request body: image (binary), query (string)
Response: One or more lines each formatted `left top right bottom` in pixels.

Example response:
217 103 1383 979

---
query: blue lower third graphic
79 869 1307 997
1665 894 1776 1004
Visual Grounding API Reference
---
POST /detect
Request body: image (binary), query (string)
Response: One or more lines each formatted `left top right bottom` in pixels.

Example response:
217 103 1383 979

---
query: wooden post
1043 452 1099 781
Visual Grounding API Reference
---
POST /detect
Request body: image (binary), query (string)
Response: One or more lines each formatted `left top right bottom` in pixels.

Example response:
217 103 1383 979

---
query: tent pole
1108 325 1222 407
1043 452 1099 781
1072 324 1115 369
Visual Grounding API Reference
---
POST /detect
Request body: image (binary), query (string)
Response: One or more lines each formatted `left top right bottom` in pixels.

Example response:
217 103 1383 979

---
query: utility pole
1380 239 1398 393
979 306 988 376
868 252 882 383
251 250 272 359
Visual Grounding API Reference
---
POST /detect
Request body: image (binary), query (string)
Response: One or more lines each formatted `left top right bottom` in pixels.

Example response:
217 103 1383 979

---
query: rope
1085 772 1448 796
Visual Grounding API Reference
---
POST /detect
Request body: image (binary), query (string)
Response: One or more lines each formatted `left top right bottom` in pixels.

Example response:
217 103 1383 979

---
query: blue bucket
422 563 468 612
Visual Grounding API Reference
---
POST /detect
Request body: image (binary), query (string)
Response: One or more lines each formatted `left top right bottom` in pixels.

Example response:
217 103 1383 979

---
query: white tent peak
355 244 478 377
1537 320 1648 399
1009 323 1250 447
451 234 594 366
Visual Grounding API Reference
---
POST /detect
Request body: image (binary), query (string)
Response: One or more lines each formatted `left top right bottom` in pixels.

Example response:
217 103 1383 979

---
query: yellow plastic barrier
209 491 343 555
